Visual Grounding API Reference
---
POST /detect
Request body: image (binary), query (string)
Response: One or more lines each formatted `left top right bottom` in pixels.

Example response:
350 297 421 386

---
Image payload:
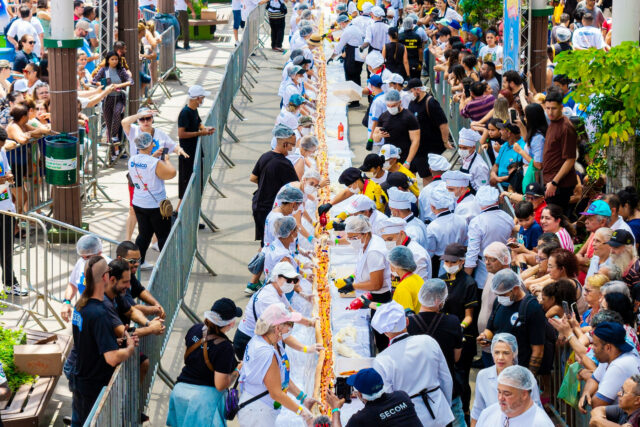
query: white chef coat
406 238 432 282
403 213 429 249
419 177 453 222
476 401 554 427
365 20 389 51
465 206 514 269
426 210 468 256
351 15 373 35
333 23 365 54
355 234 392 296
460 152 490 191
373 333 454 426
454 192 481 224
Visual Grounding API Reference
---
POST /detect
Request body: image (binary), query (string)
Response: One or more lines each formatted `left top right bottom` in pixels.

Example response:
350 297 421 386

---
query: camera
335 377 353 403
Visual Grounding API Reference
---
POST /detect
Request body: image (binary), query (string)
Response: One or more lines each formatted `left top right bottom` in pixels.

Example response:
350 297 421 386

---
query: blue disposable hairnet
345 215 371 233
491 269 521 294
336 4 347 11
300 136 318 151
276 186 304 203
491 333 518 362
134 132 153 150
497 365 534 391
289 49 304 59
76 234 103 256
301 10 313 19
273 123 295 138
385 90 401 102
299 26 313 37
273 216 297 238
337 14 349 23
418 278 448 307
388 246 416 272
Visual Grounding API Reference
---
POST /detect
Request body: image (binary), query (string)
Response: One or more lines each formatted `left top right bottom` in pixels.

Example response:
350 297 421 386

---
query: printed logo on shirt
379 401 409 420
151 138 161 154
72 310 83 331
510 312 519 326
130 161 148 169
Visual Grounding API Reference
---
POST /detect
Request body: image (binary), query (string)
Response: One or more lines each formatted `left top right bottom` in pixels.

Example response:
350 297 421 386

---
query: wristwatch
551 180 559 187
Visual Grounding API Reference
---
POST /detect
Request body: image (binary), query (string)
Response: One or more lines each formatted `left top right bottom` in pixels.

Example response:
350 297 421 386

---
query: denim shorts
233 10 245 30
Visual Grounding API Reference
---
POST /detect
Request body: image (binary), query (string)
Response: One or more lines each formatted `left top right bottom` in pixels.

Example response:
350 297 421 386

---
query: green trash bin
45 134 78 186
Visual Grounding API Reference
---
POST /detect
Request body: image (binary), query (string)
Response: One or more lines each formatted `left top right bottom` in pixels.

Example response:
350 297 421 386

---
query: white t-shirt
0 149 15 212
126 124 177 157
232 0 243 11
239 335 289 406
175 0 188 11
8 19 42 57
572 26 606 50
68 255 112 293
479 45 503 65
262 239 295 276
592 351 640 404
354 234 392 295
238 284 291 337
139 0 157 6
476 401 554 427
128 154 166 209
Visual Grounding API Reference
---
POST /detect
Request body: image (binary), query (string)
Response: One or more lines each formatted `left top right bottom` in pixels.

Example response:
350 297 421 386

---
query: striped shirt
460 94 495 121
556 228 574 252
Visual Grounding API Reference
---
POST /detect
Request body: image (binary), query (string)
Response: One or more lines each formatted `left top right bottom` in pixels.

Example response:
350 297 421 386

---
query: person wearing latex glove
335 275 355 293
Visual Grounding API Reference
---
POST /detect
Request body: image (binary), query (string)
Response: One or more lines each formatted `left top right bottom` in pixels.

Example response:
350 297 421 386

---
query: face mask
458 148 472 159
300 127 311 136
409 92 417 101
443 263 461 274
349 238 364 252
363 172 374 179
304 185 316 195
387 106 399 115
497 295 514 306
383 161 391 170
280 278 295 294
384 240 397 250
348 186 360 194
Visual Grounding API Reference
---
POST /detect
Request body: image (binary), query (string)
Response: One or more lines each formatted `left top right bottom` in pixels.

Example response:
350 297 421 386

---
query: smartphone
161 147 168 160
100 77 107 89
562 301 572 317
509 108 518 123
571 302 580 322
506 242 519 248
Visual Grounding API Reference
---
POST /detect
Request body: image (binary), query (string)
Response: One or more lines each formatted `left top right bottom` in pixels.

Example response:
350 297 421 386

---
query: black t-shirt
121 275 146 319
399 29 422 66
178 105 202 150
72 299 120 393
408 95 448 156
176 323 238 387
251 151 299 211
441 271 479 335
407 311 463 396
345 391 422 427
377 109 420 163
102 293 131 329
486 295 546 368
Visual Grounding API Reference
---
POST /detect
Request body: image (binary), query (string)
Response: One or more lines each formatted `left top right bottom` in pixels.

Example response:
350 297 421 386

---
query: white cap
371 301 407 333
270 262 301 281
383 73 404 84
428 153 450 171
345 194 376 214
365 51 385 69
387 7 395 16
372 6 385 17
458 128 481 147
362 2 373 14
388 187 416 210
430 182 455 209
475 185 500 207
188 85 211 98
442 170 471 188
13 79 28 93
379 144 400 160
254 302 303 335
378 217 407 235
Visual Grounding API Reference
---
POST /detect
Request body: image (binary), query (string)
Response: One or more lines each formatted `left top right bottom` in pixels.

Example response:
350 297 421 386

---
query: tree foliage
458 0 504 28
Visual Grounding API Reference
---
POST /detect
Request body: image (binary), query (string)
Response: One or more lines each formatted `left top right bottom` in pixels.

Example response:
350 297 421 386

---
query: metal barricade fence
6 138 52 215
546 343 591 426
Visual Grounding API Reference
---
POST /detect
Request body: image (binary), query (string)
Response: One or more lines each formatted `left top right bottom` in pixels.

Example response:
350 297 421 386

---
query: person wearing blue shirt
514 201 543 251
490 122 525 190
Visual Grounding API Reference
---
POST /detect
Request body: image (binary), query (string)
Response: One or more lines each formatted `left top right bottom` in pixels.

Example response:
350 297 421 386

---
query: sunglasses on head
138 116 153 122
279 275 299 284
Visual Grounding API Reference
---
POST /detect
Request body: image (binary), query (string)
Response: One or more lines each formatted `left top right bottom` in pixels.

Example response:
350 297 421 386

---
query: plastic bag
557 361 581 408
521 159 538 193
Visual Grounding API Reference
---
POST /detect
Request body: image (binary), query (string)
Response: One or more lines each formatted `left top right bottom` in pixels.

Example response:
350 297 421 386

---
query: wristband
461 321 468 328
376 303 381 307
296 391 305 401
308 235 314 243
551 180 558 187
145 321 150 327
63 299 71 305
296 406 303 415
334 238 339 244
303 345 308 353
331 408 340 414
567 333 575 341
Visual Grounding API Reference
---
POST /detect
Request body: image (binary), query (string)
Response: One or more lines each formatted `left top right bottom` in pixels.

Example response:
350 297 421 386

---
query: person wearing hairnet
388 187 428 248
407 278 465 426
442 170 480 224
464 185 514 289
471 333 542 427
336 215 392 350
328 14 365 97
425 182 468 275
234 263 319 360
62 235 111 322
379 217 432 282
275 94 308 144
457 128 490 192
343 194 389 236
290 135 319 179
398 17 423 78
372 301 455 425
379 144 420 197
317 167 387 216
418 153 451 222
278 65 308 109
475 365 553 426
477 269 548 375
262 216 302 282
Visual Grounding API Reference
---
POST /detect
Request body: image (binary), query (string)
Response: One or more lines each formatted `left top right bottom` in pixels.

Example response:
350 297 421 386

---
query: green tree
458 0 503 28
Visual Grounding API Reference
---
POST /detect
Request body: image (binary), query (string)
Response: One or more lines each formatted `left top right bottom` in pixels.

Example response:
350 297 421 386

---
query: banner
0 0 10 34
503 0 520 71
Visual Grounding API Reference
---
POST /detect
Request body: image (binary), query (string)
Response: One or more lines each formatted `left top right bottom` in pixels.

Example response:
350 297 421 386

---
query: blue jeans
451 396 467 427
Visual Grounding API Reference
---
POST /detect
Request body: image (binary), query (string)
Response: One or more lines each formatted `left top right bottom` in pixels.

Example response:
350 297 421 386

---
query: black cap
403 78 423 91
496 121 520 134
441 242 466 262
386 171 409 189
359 153 384 171
212 297 243 321
338 167 363 186
525 182 544 197
608 229 634 248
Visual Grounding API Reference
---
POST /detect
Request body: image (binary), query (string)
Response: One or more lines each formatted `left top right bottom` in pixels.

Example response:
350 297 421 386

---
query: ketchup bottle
346 292 372 310
319 212 328 228
338 122 344 141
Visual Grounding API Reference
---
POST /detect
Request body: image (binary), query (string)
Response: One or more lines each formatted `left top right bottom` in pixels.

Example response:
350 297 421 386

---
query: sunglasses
138 116 153 122
123 257 141 265
279 275 299 284
27 41 35 45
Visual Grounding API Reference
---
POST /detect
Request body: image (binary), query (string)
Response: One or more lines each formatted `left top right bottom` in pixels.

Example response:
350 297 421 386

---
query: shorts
409 156 431 178
128 183 134 207
233 10 245 30
140 71 151 84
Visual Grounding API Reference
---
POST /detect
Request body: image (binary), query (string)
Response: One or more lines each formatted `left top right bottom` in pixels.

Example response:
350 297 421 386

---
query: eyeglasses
535 256 547 262
279 275 299 284
138 116 153 122
123 257 141 265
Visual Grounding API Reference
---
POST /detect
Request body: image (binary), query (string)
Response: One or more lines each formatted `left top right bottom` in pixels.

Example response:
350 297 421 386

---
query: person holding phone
489 122 525 190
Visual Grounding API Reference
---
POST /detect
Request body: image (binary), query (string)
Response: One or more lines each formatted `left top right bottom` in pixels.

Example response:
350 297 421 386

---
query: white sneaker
151 242 160 252
140 261 154 270
6 284 27 296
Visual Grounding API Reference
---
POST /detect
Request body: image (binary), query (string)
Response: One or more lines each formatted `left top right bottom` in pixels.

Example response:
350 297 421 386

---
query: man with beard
606 230 640 299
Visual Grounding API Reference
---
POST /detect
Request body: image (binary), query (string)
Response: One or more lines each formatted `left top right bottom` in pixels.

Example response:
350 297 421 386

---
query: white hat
371 301 407 333
188 85 211 98
442 170 471 188
379 144 400 160
270 261 301 280
13 79 28 93
387 7 395 16
362 2 373 14
383 73 404 84
430 182 455 209
345 194 376 214
388 187 416 210
428 153 450 171
475 185 500 207
365 51 384 68
372 6 385 17
458 128 481 147
378 217 407 235
348 2 358 14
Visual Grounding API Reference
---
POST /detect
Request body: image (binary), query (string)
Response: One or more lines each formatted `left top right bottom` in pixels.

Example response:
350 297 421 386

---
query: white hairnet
385 89 401 102
497 365 535 391
418 278 448 307
345 215 371 233
491 333 518 362
273 216 297 238
300 135 318 151
134 132 153 150
273 123 295 138
302 168 321 181
76 235 103 256
388 246 416 272
276 186 304 203
483 242 511 266
491 269 521 294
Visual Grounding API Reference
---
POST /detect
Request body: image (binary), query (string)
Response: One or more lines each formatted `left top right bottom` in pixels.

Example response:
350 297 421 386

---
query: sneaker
140 261 154 271
6 284 27 297
244 281 263 295
151 242 160 252
234 41 239 47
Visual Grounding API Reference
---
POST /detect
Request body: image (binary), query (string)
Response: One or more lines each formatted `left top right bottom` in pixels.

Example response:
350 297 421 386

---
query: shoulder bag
134 161 174 219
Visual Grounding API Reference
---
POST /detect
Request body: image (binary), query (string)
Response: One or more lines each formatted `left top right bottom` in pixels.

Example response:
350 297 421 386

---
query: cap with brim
271 261 301 279
593 321 633 353
75 20 91 31
403 78 422 91
448 20 461 30
298 115 314 126
345 195 375 214
580 199 611 217
256 303 303 332
339 167 363 186
346 368 384 395
367 74 383 88
188 85 211 98
607 229 634 247
496 122 520 134
441 242 466 262
524 182 544 197
137 106 153 117
13 79 28 93
383 74 404 85
436 18 449 26
289 94 306 106
359 153 383 171
211 297 243 321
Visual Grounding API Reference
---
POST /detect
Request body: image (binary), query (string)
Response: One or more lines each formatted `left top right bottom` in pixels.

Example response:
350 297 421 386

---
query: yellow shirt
363 179 388 213
396 164 420 198
393 273 423 314
356 0 375 11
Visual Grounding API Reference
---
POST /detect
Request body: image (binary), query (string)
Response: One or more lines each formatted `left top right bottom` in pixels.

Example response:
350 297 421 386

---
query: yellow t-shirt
393 274 423 314
396 165 420 198
356 0 375 11
363 179 388 213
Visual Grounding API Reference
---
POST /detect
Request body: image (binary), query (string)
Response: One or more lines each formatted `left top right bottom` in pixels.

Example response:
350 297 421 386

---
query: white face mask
387 106 399 115
409 92 417 101
384 240 397 250
304 184 316 195
458 148 472 159
349 238 364 252
497 295 514 306
300 127 311 136
383 160 392 170
363 172 374 179
348 185 360 194
279 278 295 294
443 263 461 274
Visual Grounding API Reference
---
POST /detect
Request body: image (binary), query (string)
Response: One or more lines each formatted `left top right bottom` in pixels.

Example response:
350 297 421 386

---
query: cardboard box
200 9 217 20
13 344 63 377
